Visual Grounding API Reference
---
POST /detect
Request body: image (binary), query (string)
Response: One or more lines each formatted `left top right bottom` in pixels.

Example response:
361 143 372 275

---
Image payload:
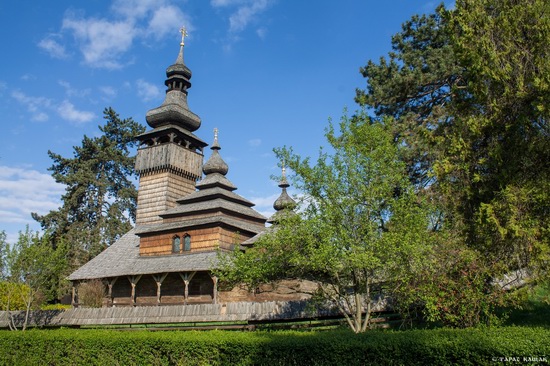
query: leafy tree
219 111 434 333
442 0 550 280
3 227 68 330
357 0 550 321
33 107 145 266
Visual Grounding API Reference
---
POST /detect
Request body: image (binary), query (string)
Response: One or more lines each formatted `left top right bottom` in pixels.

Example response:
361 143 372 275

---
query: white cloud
250 192 279 209
38 37 68 59
136 79 162 102
38 1 194 69
112 0 166 20
256 27 267 39
99 86 117 99
20 74 36 81
32 112 49 122
211 0 273 49
147 5 192 40
248 138 261 147
11 90 53 122
211 0 236 7
228 0 271 33
0 166 64 226
62 15 135 69
58 80 91 98
11 90 95 125
57 100 95 125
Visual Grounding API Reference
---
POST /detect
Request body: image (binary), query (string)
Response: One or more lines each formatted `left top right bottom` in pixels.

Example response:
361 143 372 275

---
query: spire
268 162 297 224
203 128 229 176
145 27 201 132
175 26 187 65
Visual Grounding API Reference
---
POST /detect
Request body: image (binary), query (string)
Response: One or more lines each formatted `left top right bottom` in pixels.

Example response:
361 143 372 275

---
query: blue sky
0 0 449 243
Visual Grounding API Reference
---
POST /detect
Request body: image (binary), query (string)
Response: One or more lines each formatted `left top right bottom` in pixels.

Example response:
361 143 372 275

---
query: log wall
139 227 254 256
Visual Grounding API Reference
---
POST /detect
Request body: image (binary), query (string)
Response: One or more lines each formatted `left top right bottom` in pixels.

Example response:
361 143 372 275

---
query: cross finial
180 26 188 47
281 160 286 178
214 127 218 142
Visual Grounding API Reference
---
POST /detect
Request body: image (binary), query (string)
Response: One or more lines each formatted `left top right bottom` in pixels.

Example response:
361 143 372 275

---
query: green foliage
219 111 435 333
356 0 550 326
77 280 105 308
0 282 31 311
0 327 549 365
439 0 550 276
7 227 69 305
355 6 463 189
39 304 72 311
32 107 145 267
0 227 70 330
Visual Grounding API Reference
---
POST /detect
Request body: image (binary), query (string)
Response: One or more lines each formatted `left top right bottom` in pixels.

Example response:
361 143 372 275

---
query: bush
77 280 105 308
0 327 549 365
0 282 32 311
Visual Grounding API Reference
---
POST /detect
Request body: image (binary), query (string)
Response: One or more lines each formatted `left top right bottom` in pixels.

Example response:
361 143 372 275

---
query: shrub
0 327 549 365
77 280 105 308
0 282 32 311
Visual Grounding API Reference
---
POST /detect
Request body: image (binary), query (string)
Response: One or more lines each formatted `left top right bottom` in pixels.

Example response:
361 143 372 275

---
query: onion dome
145 27 201 132
268 163 297 224
203 128 229 176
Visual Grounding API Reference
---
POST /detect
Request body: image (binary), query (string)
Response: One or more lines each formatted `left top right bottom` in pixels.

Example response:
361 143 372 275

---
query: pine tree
33 107 145 266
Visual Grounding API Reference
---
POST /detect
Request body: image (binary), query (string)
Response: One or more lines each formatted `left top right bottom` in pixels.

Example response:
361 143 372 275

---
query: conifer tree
358 1 549 282
33 107 145 266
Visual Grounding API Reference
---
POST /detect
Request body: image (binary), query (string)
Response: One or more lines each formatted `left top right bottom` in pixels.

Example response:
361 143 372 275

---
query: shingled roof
135 216 265 236
68 228 220 281
138 130 267 236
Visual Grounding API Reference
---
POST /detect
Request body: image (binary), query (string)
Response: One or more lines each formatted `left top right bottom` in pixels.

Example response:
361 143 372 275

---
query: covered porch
72 270 219 307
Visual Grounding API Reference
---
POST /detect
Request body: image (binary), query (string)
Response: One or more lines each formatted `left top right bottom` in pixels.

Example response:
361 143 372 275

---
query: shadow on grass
501 283 550 328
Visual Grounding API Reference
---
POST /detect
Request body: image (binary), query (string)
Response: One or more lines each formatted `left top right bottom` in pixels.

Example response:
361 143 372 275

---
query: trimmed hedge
0 327 549 365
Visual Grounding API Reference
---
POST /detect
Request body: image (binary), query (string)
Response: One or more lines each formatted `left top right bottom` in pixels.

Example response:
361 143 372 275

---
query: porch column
107 277 118 307
71 282 78 307
127 275 142 307
179 272 196 305
211 276 218 305
152 273 169 306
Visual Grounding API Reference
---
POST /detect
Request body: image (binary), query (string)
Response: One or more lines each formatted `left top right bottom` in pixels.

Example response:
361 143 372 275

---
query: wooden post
184 280 189 305
128 275 142 307
179 272 196 305
211 275 218 305
152 273 168 306
107 277 118 307
71 283 78 308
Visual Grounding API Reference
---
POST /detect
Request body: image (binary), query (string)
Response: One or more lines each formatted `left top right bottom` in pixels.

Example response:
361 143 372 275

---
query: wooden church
68 31 302 307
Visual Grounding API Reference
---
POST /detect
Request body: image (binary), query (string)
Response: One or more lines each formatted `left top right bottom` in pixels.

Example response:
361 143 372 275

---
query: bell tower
135 28 207 225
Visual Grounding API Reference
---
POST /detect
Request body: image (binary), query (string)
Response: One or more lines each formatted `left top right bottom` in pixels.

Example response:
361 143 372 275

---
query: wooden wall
139 226 254 256
136 170 197 225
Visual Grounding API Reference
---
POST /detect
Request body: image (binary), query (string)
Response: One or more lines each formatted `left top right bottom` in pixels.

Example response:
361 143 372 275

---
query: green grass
502 282 550 328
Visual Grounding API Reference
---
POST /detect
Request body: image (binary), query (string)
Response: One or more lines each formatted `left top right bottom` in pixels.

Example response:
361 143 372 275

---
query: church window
172 236 181 253
183 234 191 252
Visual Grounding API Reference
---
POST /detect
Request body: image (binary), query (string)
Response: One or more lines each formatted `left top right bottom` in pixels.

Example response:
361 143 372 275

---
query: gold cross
180 26 188 46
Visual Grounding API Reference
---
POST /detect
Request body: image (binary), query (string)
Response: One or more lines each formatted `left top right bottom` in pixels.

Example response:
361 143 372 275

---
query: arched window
172 236 181 253
183 234 191 252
